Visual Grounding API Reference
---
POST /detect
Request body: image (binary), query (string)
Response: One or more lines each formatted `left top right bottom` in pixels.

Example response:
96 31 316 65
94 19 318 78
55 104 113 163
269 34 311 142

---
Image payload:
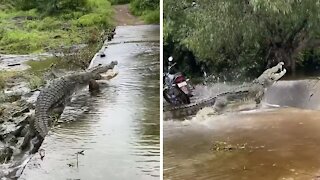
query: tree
164 0 320 75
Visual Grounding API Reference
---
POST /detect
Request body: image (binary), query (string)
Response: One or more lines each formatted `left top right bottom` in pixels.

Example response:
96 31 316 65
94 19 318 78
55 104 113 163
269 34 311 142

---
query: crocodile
164 62 287 119
20 61 118 153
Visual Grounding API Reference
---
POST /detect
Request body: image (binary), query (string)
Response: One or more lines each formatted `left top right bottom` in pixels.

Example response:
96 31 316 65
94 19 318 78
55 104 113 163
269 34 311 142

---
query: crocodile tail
34 113 51 138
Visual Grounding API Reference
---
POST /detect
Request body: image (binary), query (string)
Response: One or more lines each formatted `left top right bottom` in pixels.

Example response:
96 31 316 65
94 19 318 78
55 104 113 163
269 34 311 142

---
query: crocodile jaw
257 62 286 87
100 69 118 80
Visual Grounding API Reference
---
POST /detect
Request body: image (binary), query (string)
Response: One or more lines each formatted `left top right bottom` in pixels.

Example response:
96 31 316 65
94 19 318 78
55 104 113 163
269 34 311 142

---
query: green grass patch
0 77 5 90
0 70 22 90
0 1 114 54
141 8 159 24
25 74 45 90
26 58 58 75
75 13 110 27
130 0 159 24
0 30 47 53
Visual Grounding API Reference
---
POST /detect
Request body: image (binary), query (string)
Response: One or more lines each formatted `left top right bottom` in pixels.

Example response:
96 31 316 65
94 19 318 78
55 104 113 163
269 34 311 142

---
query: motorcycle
163 58 193 105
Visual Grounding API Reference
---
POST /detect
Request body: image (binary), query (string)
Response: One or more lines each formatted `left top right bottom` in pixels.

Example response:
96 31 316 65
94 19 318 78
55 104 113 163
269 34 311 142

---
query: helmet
168 56 173 62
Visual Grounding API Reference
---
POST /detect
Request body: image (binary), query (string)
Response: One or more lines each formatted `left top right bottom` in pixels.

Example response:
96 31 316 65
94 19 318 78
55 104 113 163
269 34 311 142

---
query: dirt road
113 4 144 26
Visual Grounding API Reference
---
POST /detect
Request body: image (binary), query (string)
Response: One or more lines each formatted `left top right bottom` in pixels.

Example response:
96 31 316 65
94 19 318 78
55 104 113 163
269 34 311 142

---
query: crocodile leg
30 135 44 154
89 80 100 93
20 114 36 151
20 130 35 151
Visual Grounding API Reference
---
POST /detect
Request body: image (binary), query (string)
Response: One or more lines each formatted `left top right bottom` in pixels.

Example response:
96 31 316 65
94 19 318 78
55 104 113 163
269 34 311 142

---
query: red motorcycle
163 57 193 105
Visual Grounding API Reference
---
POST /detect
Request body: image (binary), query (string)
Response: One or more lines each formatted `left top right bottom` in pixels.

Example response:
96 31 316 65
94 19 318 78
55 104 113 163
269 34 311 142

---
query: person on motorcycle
168 56 178 74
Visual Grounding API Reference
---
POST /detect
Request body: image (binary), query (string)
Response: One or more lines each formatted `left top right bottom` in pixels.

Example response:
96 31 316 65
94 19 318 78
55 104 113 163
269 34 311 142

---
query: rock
12 107 29 117
11 107 30 117
0 147 13 163
8 136 18 146
99 52 106 58
53 35 62 39
4 82 31 97
22 91 40 106
7 63 21 67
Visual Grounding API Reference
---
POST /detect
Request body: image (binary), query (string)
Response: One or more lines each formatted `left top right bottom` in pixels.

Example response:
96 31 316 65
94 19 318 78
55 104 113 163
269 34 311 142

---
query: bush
0 30 46 53
14 0 88 15
130 0 159 23
26 74 45 90
130 0 159 16
75 13 110 28
142 8 159 24
25 17 62 30
109 0 130 5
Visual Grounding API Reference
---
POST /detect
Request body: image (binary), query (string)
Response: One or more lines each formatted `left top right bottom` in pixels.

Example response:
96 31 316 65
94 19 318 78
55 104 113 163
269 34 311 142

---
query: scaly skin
164 62 287 119
34 61 118 137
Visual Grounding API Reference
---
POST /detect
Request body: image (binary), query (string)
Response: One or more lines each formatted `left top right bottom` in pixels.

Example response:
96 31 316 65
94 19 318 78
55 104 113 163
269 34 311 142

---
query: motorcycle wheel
163 87 190 105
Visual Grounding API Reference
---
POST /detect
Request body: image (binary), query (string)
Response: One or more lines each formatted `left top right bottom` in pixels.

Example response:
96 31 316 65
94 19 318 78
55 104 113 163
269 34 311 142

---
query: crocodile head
89 61 118 80
255 62 286 87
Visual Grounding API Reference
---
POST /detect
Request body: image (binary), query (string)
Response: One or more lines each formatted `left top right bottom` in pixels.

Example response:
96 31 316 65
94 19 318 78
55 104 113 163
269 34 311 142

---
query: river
164 79 320 180
19 25 160 180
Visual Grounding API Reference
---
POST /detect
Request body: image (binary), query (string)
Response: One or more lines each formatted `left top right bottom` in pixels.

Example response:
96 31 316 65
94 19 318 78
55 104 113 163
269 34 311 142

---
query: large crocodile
164 62 287 119
20 61 118 152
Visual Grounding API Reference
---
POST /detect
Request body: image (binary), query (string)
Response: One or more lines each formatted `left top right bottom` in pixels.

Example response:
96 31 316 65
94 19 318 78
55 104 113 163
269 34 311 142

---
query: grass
0 77 5 90
25 74 45 90
129 0 159 24
0 1 114 54
109 0 130 5
141 8 160 24
0 70 23 90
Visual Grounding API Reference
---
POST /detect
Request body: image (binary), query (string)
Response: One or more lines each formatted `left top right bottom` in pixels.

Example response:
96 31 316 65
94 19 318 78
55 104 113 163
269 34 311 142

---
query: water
20 25 160 180
164 79 320 180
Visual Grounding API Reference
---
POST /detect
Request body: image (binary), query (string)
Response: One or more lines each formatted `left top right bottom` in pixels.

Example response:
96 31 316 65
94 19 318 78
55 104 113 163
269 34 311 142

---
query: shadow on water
164 79 320 180
20 25 160 180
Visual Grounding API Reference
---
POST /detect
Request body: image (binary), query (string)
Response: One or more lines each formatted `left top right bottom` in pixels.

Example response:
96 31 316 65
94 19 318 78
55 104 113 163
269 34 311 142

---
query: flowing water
20 25 160 180
164 79 320 180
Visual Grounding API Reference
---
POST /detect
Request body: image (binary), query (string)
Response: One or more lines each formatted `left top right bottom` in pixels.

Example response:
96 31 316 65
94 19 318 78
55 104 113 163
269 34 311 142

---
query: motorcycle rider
168 56 177 74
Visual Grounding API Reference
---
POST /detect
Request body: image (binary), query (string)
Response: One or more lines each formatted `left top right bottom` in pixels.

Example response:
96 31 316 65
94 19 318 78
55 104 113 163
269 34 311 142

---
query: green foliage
26 74 45 90
76 13 110 27
141 7 160 24
164 0 320 78
0 30 46 53
26 58 57 75
109 0 130 5
130 0 159 23
0 0 114 54
24 17 62 30
0 77 5 90
13 0 88 15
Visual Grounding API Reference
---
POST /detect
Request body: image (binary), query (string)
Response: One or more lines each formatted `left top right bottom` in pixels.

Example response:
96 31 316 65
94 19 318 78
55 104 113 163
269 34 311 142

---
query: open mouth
276 62 285 73
100 69 118 80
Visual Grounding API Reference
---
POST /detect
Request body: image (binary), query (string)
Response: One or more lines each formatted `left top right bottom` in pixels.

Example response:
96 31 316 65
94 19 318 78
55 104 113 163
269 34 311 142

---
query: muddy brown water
164 79 320 180
19 25 160 180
